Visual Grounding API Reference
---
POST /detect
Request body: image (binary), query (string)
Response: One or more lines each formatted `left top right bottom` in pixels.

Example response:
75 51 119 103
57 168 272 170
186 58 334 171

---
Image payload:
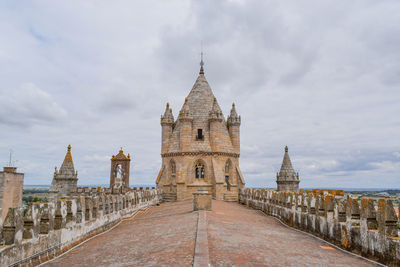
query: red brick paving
208 200 376 267
43 200 377 267
44 201 197 267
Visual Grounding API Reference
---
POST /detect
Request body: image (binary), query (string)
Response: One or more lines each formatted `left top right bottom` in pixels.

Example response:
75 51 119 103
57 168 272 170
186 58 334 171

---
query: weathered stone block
193 191 212 211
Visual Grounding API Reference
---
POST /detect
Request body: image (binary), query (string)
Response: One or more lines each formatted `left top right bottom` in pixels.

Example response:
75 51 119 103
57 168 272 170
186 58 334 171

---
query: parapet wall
239 188 400 266
0 188 162 267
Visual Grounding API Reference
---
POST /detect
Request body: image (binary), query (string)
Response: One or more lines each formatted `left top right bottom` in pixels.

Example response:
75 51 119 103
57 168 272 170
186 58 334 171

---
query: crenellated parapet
0 188 162 267
239 188 400 266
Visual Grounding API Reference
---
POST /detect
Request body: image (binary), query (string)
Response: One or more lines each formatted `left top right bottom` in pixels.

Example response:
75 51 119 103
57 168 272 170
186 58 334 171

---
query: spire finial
285 146 288 153
67 144 71 152
200 42 204 75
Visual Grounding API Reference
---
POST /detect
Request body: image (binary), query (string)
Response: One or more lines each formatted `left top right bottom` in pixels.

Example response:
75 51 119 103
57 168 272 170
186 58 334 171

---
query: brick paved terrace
44 200 378 267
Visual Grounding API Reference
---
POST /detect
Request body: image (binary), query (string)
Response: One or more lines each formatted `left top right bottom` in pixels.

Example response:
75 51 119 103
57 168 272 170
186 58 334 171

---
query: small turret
161 103 174 154
227 103 241 154
276 146 300 192
208 98 224 151
179 98 192 120
161 103 174 125
209 98 223 121
179 99 193 151
50 145 78 199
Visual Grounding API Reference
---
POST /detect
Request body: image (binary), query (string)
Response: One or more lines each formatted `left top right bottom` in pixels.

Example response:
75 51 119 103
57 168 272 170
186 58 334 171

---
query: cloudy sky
0 0 399 188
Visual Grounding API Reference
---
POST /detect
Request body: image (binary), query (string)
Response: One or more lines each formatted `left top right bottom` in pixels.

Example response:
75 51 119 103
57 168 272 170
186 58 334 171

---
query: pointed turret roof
227 103 241 125
209 97 223 120
59 144 75 177
230 103 238 118
164 59 235 153
112 148 131 161
161 103 174 124
277 146 298 181
183 67 221 121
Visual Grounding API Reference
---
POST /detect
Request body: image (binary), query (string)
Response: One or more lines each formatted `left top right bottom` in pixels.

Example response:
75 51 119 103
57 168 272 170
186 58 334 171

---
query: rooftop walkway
44 200 377 267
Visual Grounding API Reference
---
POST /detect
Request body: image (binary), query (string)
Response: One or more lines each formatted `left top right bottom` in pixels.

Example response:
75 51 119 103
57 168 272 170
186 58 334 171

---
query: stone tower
0 166 24 220
50 145 78 199
276 146 300 192
156 59 245 200
110 148 131 189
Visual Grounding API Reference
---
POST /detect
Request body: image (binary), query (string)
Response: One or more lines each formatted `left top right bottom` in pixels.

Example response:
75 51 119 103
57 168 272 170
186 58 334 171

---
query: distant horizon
23 184 400 191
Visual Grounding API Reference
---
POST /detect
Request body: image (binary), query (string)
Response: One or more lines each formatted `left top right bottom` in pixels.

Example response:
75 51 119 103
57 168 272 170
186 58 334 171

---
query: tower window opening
197 129 204 140
195 163 205 179
116 164 123 179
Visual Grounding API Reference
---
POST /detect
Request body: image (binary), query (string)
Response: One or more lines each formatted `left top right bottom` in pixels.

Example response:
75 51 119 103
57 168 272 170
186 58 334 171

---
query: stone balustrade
0 188 161 267
239 188 400 266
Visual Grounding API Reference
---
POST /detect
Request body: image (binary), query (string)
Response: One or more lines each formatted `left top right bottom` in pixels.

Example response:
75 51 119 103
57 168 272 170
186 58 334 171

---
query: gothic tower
276 146 300 192
110 148 131 189
156 59 245 201
50 145 78 199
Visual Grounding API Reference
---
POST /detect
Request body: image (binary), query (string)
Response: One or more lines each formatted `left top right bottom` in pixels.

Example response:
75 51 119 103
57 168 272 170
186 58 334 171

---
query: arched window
116 164 123 179
170 160 176 175
195 162 205 179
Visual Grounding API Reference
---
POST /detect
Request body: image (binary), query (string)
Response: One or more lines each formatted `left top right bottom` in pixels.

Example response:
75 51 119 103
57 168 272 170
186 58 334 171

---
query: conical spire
179 98 192 119
64 144 72 163
209 97 223 120
227 103 241 126
59 144 76 177
161 102 174 124
50 145 78 198
199 51 204 75
277 146 298 181
230 103 238 118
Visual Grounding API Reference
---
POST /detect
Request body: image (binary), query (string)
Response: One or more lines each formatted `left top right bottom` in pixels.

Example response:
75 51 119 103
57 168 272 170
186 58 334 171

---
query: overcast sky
0 0 399 188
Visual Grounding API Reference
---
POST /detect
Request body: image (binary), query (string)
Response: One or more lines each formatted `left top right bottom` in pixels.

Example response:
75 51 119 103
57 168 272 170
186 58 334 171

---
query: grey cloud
0 1 399 188
0 83 67 127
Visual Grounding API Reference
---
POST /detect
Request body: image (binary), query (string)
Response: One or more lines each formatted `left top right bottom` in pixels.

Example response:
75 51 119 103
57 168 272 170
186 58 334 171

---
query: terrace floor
44 200 377 267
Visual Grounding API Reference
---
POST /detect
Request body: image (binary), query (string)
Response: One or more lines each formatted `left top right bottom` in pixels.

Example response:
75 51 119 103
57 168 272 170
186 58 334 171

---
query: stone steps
162 192 177 202
223 193 238 202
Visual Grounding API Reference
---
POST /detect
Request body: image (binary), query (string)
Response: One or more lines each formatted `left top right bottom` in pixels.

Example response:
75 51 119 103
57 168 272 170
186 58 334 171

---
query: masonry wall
0 188 161 267
239 188 400 266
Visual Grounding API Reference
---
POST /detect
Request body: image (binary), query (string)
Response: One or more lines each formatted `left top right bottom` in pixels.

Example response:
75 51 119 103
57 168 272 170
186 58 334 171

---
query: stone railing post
39 204 54 234
92 197 98 219
54 202 61 230
66 200 76 224
378 199 398 237
3 207 24 245
85 197 92 221
76 197 83 223
23 203 38 239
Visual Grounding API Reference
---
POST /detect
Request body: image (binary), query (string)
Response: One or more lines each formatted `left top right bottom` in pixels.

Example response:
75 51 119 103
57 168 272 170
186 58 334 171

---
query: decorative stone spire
60 144 75 175
227 103 241 126
161 103 174 125
276 146 300 192
179 98 192 119
50 145 78 199
209 97 223 121
200 51 204 75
